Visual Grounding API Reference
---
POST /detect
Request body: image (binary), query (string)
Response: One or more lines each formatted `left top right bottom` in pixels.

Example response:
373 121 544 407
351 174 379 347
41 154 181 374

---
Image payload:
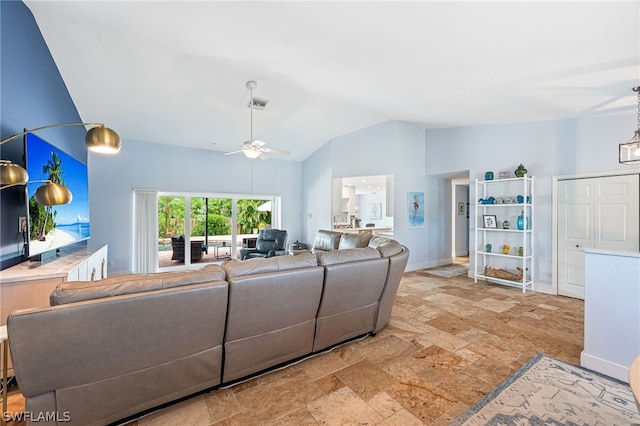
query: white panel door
557 175 639 299
558 180 593 298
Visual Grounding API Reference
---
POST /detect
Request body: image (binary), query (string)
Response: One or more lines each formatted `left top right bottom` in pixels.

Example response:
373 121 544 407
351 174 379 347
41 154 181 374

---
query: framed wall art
408 192 424 228
368 202 382 220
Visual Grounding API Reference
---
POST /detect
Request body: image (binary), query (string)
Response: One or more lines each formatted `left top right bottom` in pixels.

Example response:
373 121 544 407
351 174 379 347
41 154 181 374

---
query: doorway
451 179 470 260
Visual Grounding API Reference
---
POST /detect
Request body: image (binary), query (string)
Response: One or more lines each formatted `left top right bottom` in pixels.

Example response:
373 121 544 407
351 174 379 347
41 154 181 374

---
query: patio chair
240 229 287 260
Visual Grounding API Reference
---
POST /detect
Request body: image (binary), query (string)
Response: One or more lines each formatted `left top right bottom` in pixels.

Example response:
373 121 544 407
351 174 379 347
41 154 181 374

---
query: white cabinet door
558 175 639 299
87 245 108 280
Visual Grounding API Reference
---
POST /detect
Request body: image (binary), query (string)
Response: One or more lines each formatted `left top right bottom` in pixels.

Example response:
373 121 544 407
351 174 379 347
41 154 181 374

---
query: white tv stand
0 243 108 324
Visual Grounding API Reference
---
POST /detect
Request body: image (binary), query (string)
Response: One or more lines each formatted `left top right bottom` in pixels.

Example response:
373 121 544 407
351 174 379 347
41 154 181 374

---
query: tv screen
25 133 90 258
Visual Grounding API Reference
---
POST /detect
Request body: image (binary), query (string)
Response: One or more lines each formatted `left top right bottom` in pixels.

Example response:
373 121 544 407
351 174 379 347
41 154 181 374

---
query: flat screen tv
25 133 90 259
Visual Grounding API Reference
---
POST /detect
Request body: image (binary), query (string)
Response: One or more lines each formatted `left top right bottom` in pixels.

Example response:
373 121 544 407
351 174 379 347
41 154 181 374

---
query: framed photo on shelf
483 215 497 228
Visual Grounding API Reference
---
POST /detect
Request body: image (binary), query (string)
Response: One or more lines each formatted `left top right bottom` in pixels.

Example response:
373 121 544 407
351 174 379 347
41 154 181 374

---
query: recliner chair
240 229 288 260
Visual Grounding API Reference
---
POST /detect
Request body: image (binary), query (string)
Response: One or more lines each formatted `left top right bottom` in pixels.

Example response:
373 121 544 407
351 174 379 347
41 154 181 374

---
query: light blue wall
90 139 303 274
425 114 639 291
303 121 432 271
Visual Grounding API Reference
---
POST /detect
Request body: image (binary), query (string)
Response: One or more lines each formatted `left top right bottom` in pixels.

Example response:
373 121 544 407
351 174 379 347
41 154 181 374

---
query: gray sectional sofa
8 231 408 426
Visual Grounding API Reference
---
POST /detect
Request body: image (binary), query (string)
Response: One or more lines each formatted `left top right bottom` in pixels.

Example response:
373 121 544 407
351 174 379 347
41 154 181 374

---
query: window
157 192 280 271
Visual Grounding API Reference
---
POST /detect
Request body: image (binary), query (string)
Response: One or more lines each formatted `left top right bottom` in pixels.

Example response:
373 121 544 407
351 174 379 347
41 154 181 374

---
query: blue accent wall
0 1 87 267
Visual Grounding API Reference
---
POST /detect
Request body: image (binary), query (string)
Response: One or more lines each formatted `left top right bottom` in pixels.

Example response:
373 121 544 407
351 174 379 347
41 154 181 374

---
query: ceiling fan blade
264 147 290 155
224 150 243 156
251 140 266 148
258 153 269 160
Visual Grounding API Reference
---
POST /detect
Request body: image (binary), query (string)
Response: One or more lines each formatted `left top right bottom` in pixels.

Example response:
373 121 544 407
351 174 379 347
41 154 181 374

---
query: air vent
248 97 268 111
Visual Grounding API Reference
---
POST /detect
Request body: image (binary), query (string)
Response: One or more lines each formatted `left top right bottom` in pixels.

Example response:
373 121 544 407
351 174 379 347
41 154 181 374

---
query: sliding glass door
157 192 279 271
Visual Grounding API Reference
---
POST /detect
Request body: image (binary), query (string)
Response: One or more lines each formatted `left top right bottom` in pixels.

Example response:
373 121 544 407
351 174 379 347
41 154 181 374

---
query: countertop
0 244 105 283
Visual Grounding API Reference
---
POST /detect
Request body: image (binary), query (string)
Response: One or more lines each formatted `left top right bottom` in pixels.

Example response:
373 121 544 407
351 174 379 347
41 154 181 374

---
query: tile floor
5 264 585 425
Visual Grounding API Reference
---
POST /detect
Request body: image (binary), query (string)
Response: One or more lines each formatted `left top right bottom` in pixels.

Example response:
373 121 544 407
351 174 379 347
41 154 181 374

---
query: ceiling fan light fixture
243 148 262 159
619 86 640 165
224 81 289 159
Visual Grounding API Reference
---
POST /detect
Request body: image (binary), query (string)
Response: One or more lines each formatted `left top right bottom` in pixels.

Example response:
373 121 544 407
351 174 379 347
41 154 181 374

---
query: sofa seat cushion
223 252 318 278
338 232 372 249
50 264 226 306
316 247 381 266
368 236 404 257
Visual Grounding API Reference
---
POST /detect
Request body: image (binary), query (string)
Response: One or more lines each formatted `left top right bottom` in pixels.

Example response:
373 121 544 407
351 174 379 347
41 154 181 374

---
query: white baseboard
580 351 629 383
406 258 453 272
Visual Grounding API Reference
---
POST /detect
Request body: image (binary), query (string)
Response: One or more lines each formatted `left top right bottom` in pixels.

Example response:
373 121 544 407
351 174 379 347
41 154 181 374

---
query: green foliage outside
236 199 271 234
158 197 271 238
158 196 186 237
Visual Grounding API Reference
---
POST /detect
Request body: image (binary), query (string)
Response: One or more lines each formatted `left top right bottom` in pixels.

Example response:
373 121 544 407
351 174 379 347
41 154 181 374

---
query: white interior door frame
450 178 469 258
552 168 640 295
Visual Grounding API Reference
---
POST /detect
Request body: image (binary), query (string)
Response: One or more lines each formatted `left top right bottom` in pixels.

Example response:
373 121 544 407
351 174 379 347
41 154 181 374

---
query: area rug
451 353 640 426
425 264 469 278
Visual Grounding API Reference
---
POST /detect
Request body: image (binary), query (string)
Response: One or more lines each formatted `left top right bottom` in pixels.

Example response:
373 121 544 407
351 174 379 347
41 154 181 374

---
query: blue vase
517 211 529 230
485 171 494 181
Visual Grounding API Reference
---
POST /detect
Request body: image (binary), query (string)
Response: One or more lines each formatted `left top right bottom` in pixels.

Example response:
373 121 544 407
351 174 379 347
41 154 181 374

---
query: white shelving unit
474 175 534 293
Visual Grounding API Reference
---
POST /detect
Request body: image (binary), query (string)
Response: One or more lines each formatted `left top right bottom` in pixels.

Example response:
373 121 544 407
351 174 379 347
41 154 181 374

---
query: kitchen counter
333 227 393 236
581 249 640 382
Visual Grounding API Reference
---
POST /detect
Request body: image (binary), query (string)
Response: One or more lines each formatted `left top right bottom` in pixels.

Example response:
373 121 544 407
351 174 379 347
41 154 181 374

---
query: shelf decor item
517 211 529 230
484 266 525 281
514 164 528 177
483 215 497 228
484 171 494 181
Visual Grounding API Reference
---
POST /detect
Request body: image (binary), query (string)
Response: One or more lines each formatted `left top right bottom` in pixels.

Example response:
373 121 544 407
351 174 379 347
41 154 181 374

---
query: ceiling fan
224 81 290 160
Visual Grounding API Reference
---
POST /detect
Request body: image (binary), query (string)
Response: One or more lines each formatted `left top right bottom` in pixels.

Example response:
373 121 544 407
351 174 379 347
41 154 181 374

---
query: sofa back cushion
338 232 372 249
223 252 318 278
316 247 381 266
368 235 404 257
50 264 226 306
311 230 342 252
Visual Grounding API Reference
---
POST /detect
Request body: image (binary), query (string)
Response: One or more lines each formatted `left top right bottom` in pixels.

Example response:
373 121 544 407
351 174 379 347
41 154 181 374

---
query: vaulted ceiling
25 1 640 161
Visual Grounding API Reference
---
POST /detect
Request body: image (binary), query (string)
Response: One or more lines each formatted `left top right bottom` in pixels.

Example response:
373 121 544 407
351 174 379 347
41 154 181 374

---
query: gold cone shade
34 182 73 206
0 161 29 185
85 126 121 154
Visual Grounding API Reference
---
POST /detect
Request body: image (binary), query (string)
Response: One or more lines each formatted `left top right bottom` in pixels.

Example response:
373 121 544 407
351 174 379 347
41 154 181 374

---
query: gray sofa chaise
8 231 408 426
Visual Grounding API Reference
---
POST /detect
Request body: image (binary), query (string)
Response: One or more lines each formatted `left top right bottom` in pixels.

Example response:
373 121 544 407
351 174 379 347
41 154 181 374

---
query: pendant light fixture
619 86 640 165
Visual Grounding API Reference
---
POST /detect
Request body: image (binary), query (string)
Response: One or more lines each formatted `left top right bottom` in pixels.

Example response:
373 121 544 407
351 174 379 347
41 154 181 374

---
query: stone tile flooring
5 266 585 425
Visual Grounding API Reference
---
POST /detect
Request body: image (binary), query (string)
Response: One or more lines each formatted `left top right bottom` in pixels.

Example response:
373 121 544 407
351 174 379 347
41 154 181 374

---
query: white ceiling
24 1 640 161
